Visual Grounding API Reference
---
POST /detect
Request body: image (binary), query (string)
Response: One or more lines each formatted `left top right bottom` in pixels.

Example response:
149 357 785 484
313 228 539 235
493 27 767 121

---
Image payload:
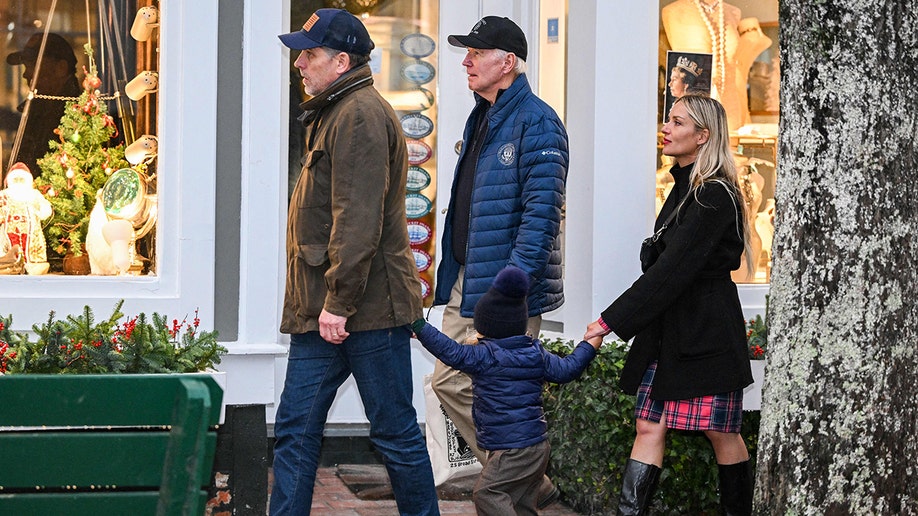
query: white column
563 2 659 333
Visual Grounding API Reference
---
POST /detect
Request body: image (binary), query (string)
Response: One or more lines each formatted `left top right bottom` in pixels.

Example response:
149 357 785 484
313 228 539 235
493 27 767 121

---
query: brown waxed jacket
280 64 422 334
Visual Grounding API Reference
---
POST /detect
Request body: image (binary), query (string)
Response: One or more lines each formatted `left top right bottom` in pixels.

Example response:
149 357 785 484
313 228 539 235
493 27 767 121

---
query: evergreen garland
0 301 225 375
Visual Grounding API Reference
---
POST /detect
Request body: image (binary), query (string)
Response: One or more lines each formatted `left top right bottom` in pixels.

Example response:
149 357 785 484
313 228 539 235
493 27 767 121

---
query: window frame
0 1 218 322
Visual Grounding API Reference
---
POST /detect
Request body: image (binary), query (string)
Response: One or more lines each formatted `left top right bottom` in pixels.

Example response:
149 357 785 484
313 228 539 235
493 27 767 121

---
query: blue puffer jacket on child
415 323 596 451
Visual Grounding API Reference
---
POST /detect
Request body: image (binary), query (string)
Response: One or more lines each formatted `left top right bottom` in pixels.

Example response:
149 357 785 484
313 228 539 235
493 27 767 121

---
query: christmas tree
34 44 128 259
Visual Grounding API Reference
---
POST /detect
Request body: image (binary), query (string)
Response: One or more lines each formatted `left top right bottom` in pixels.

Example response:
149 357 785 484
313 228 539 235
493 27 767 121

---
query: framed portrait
662 51 713 122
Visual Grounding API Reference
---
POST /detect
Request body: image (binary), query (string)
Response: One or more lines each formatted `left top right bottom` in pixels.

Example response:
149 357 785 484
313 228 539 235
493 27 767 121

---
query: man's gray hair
493 48 527 76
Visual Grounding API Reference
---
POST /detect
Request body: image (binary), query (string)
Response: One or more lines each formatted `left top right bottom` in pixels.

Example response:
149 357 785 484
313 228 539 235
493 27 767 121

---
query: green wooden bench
0 374 223 515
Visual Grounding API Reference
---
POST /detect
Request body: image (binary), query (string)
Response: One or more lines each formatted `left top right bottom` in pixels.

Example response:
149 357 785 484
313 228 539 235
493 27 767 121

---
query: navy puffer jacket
434 74 569 317
415 323 596 451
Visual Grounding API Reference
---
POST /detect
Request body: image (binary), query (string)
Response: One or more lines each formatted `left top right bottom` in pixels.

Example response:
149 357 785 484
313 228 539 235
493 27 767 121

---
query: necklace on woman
693 0 726 98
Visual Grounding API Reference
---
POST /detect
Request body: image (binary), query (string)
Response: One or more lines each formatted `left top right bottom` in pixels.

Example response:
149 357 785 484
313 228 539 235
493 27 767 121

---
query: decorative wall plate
400 61 436 85
400 33 436 58
407 220 432 245
413 248 432 272
405 193 433 218
406 140 433 165
406 165 432 191
420 277 431 298
401 113 434 139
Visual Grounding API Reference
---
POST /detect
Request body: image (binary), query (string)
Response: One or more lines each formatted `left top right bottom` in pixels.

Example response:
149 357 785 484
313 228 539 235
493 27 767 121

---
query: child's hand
584 320 609 340
585 334 603 350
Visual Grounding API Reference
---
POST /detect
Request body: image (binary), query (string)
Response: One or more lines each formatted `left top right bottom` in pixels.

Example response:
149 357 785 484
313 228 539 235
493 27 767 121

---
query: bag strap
649 190 689 243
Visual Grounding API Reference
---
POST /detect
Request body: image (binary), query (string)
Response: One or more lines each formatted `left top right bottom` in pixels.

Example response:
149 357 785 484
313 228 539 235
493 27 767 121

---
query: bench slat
0 490 207 515
0 432 217 488
0 374 222 427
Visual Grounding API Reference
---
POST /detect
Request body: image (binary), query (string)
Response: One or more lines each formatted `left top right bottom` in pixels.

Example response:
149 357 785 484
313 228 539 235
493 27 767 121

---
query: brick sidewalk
275 466 583 515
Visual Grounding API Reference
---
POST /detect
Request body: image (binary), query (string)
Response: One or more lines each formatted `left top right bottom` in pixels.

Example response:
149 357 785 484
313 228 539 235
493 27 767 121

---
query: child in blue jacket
413 266 602 515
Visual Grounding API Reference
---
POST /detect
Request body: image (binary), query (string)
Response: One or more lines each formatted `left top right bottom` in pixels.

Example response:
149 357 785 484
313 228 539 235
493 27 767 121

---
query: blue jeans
270 326 439 515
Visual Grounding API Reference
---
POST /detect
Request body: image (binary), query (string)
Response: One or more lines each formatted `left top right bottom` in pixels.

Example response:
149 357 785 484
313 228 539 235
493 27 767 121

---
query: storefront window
658 0 778 284
288 0 439 305
1 0 158 277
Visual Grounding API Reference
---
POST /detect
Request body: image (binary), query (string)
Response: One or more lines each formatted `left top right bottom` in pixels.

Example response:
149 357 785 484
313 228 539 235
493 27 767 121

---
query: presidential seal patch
498 143 516 166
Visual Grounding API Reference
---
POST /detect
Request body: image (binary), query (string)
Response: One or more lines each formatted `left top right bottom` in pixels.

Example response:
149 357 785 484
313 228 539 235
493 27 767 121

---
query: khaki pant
473 440 550 516
431 269 542 464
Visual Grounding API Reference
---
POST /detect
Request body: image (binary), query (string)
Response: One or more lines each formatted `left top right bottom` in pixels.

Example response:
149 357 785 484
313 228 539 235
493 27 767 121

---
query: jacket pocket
674 286 731 360
293 150 329 208
293 244 330 317
298 244 329 266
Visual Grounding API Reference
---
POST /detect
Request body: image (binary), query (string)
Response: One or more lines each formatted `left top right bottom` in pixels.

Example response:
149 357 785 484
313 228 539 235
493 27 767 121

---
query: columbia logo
541 150 562 157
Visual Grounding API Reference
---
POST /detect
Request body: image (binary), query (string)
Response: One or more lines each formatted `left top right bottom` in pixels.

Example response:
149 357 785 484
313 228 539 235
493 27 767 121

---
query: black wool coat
601 163 753 400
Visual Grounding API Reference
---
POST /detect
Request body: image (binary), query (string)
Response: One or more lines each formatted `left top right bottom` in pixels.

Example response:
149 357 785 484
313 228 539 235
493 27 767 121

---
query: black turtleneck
450 90 509 264
450 106 488 264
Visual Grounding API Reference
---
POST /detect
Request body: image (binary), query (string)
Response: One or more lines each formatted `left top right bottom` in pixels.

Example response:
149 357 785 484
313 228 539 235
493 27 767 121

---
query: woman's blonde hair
673 94 754 275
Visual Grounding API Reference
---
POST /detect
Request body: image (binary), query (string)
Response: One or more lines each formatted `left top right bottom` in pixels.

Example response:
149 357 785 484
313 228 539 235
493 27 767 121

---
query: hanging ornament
82 97 97 114
71 131 81 143
48 188 56 197
66 168 75 179
82 74 102 91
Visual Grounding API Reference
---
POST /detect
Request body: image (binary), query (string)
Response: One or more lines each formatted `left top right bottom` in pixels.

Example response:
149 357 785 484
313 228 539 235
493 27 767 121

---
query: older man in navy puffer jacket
431 15 569 508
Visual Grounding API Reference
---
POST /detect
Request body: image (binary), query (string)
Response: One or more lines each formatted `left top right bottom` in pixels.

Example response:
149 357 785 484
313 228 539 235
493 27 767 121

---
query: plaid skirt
634 361 743 433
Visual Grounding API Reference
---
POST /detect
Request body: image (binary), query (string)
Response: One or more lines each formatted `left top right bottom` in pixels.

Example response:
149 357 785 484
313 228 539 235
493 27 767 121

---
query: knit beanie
474 266 530 339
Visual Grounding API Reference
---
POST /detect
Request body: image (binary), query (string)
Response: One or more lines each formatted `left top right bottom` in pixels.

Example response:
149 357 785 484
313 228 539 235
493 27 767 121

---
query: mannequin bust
655 155 676 214
734 18 773 124
755 198 775 265
731 157 765 282
662 0 744 131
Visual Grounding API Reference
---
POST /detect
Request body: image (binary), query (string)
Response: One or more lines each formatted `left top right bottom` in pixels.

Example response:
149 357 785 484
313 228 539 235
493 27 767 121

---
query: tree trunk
755 0 918 513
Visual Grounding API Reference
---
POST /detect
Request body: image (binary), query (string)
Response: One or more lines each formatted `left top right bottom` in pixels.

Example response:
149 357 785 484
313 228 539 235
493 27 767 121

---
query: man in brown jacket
271 9 438 516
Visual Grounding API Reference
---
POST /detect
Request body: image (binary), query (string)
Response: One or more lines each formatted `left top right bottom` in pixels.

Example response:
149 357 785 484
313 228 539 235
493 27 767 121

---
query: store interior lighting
130 6 159 42
125 135 158 166
125 71 158 101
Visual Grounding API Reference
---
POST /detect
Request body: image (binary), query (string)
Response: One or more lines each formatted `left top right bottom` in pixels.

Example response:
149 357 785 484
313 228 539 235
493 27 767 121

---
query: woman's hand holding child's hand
585 334 603 350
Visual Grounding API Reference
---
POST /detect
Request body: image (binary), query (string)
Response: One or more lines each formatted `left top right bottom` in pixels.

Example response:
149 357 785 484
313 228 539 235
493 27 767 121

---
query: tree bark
756 0 918 513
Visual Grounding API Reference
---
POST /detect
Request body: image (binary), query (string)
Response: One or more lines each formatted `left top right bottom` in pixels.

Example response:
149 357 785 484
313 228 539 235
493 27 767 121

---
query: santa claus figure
0 162 52 274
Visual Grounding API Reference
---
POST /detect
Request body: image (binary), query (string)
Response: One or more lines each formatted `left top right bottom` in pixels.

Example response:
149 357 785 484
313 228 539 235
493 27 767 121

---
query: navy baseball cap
448 16 528 62
278 8 374 55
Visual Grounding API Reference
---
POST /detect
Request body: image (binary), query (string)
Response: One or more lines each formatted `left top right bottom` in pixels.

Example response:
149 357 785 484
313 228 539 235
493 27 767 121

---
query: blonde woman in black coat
585 95 754 516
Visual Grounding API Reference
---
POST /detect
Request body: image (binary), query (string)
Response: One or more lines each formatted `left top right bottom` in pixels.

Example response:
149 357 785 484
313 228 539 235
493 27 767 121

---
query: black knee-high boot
718 459 753 516
617 458 661 516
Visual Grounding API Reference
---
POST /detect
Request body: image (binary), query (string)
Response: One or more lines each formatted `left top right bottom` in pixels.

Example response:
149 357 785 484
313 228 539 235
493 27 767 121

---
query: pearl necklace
697 0 717 13
694 0 726 98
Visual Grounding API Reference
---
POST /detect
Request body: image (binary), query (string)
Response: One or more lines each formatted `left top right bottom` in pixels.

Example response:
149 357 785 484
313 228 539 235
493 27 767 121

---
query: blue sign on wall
547 18 559 43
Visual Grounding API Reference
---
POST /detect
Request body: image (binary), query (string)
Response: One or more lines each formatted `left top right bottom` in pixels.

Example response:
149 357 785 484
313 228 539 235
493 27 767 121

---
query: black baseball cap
448 16 528 62
6 33 77 67
278 8 374 56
